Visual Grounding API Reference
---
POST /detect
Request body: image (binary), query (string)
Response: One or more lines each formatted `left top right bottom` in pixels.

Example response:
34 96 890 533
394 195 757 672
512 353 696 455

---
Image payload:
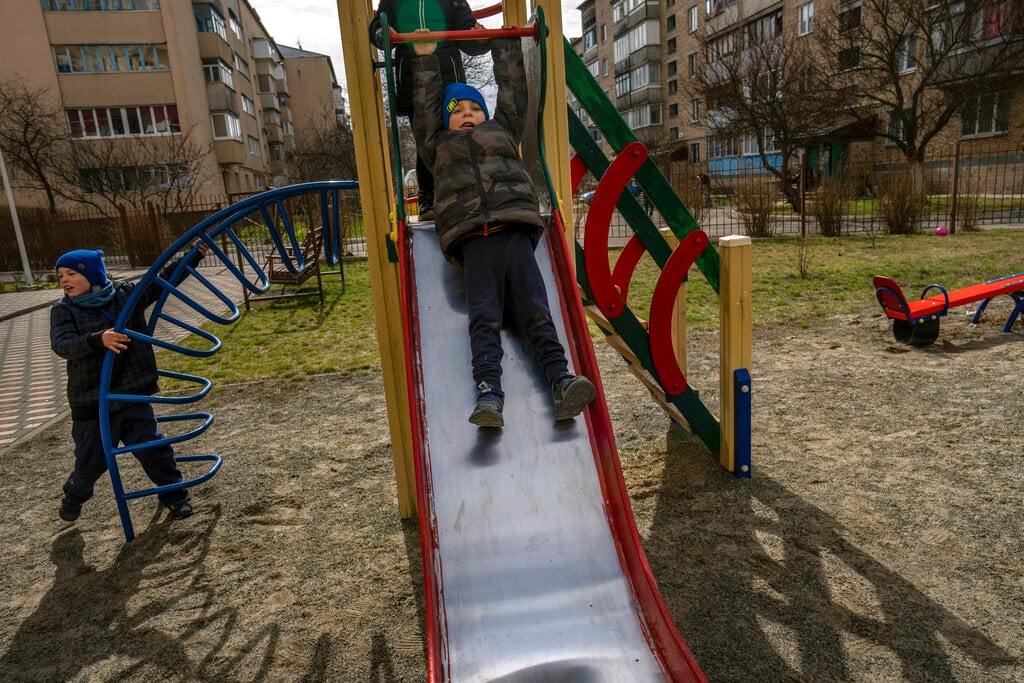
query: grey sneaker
166 499 193 520
59 497 82 522
552 375 597 420
469 382 504 428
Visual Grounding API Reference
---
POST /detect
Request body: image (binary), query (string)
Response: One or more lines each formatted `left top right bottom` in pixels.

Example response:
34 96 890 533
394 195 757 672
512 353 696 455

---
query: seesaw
872 272 1024 345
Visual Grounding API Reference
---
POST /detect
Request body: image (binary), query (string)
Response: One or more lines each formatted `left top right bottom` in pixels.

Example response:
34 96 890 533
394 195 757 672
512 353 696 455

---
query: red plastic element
611 235 646 306
649 229 709 397
582 141 647 319
873 273 1024 321
570 153 589 195
472 2 503 19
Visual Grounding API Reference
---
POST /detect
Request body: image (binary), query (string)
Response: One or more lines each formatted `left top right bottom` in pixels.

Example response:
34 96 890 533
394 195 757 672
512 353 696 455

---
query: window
798 2 814 36
601 24 606 42
706 0 737 18
688 5 698 32
247 135 261 155
667 14 676 30
667 37 677 54
667 60 678 76
887 109 906 143
669 103 679 117
961 91 1011 136
587 60 599 77
670 127 679 139
690 97 699 122
745 10 782 47
241 94 256 116
583 14 597 52
41 0 159 10
616 72 630 98
79 164 187 193
708 135 738 158
203 59 234 88
839 6 861 34
743 130 778 155
228 10 243 40
601 58 608 76
838 46 860 70
211 112 242 140
194 4 227 40
689 142 700 163
668 79 678 93
52 44 168 73
688 51 698 77
614 21 661 63
233 52 249 78
897 37 916 73
67 105 179 138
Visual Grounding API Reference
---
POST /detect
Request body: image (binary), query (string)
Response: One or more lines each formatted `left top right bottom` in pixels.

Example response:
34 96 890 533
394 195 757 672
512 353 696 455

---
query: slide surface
407 224 704 681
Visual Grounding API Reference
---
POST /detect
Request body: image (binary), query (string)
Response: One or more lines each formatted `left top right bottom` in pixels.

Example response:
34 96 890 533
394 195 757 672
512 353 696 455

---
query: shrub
878 175 926 235
734 176 778 238
809 177 853 237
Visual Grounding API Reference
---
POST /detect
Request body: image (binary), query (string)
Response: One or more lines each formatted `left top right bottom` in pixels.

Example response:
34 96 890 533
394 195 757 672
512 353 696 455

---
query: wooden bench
872 272 1024 345
245 226 325 311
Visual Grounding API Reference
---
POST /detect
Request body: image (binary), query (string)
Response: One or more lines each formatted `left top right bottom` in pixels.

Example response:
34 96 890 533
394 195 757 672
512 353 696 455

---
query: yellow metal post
718 235 752 472
337 0 417 517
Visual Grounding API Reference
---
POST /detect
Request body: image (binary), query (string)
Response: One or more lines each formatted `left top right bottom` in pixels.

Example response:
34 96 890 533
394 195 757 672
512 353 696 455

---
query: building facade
0 0 338 208
571 0 1023 184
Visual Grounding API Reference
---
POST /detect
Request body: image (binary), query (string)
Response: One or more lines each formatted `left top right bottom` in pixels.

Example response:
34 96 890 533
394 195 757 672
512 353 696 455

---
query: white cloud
250 0 583 97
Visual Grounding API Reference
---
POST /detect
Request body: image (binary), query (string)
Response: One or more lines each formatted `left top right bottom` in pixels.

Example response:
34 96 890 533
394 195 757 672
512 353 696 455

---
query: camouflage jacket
413 38 545 264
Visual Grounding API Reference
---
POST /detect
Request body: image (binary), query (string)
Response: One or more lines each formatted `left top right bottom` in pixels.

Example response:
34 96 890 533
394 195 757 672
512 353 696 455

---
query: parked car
578 183 652 216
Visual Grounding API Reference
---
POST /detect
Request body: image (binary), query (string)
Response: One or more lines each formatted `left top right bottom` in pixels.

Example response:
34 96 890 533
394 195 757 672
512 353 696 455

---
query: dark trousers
461 227 570 395
64 402 186 506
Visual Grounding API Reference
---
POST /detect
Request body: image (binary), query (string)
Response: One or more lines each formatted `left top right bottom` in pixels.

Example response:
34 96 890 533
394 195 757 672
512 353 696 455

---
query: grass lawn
162 228 1023 383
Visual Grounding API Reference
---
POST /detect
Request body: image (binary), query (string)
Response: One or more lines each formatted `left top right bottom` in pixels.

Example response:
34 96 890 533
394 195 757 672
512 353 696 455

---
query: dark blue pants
64 402 186 506
461 227 570 394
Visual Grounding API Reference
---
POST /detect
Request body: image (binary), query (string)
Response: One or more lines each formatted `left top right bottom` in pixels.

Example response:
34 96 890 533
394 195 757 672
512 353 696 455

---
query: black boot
551 375 597 420
469 382 504 428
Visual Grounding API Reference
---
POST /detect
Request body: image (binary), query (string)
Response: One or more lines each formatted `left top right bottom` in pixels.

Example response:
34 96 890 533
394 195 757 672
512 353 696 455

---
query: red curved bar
648 229 708 397
611 235 646 306
582 141 647 319
472 2 503 19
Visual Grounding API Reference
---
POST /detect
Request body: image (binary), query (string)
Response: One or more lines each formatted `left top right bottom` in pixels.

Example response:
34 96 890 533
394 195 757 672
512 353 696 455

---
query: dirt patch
1 300 1022 681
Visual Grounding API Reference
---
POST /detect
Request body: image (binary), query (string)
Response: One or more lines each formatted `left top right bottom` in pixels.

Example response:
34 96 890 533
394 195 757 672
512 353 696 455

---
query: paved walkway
0 266 246 452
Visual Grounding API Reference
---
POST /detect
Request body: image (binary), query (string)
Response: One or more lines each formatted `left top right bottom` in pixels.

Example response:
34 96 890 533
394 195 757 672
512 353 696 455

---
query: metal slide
405 224 705 681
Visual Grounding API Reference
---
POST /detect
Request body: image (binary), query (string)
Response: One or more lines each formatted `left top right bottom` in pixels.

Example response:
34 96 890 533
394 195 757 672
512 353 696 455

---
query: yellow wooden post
718 235 752 472
531 0 573 244
337 0 417 517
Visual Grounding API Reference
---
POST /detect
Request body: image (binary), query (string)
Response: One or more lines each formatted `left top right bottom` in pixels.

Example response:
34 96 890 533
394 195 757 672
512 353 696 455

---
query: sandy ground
0 298 1021 682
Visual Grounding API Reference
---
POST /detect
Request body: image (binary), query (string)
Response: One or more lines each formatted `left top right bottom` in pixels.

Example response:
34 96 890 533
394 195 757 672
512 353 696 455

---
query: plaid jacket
50 254 201 420
413 38 545 264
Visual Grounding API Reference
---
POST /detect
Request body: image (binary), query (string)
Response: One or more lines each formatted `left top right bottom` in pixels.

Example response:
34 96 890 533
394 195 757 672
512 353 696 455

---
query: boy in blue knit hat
50 245 206 524
411 33 596 428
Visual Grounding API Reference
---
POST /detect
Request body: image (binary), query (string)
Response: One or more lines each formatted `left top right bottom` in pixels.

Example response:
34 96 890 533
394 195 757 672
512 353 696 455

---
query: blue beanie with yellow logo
442 82 489 128
55 249 108 287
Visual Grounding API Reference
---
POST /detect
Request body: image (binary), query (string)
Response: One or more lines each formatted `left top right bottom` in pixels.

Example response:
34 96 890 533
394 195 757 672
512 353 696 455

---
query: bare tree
815 0 1024 185
288 109 358 182
0 78 71 211
56 122 215 216
685 21 849 210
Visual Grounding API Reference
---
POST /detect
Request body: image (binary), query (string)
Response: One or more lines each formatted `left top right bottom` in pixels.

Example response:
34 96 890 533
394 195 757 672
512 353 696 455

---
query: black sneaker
552 375 597 420
166 499 193 520
469 382 504 428
59 497 82 522
417 204 434 221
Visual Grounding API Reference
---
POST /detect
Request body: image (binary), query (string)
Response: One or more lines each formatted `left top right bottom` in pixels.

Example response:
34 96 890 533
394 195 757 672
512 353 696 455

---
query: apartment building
0 0 338 208
571 0 1023 182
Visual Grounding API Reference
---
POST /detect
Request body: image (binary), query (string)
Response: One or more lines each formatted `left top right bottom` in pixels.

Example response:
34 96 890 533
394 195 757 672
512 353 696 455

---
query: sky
250 0 582 96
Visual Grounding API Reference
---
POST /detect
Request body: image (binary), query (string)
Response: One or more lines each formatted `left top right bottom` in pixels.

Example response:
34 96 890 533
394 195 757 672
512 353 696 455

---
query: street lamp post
0 143 33 285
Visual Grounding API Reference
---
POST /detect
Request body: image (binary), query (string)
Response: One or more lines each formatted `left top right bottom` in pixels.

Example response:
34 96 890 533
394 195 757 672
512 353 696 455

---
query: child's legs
462 236 508 393
503 230 570 386
115 403 187 506
64 419 109 504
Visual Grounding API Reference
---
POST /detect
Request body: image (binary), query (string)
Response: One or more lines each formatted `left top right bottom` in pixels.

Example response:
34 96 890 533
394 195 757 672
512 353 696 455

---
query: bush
878 175 926 235
809 177 853 237
673 175 710 226
734 176 778 238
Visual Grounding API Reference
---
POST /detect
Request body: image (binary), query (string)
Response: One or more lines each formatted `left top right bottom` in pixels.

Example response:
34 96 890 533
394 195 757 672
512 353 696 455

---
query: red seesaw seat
873 273 1024 346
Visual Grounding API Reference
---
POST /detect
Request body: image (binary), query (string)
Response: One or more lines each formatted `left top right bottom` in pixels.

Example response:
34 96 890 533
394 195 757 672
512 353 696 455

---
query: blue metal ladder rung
121 454 223 501
109 411 215 456
109 369 212 406
260 199 305 276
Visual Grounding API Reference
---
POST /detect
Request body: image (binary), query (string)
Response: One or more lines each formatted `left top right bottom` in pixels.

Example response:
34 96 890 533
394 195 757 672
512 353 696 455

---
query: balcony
205 83 238 115
197 32 233 65
614 2 660 38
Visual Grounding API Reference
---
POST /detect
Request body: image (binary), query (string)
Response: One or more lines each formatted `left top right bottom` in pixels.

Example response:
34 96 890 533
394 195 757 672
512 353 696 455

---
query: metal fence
579 141 1024 242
